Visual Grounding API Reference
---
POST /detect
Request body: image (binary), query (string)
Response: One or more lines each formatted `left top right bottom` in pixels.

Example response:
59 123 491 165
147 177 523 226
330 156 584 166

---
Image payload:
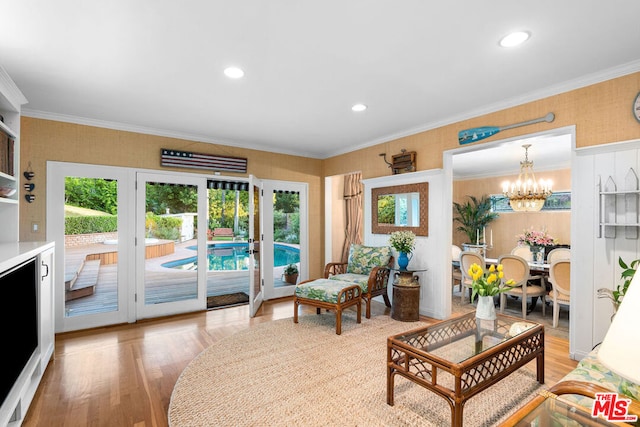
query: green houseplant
598 256 639 315
283 263 299 285
452 195 499 245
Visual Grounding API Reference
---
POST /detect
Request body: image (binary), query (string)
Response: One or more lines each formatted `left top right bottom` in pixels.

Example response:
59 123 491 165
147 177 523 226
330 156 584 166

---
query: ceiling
1 1 639 159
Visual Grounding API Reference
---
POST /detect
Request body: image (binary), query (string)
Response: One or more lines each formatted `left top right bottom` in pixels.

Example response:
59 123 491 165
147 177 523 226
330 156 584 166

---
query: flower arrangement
389 230 416 254
469 263 516 300
516 229 556 247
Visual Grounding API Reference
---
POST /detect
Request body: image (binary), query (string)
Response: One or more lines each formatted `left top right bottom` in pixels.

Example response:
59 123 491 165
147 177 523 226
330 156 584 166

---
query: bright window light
224 67 245 79
499 31 530 48
352 103 367 112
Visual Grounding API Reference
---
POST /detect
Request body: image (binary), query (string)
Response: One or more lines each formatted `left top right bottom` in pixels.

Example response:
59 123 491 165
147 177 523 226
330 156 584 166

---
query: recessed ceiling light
224 67 245 79
352 103 367 112
499 31 530 48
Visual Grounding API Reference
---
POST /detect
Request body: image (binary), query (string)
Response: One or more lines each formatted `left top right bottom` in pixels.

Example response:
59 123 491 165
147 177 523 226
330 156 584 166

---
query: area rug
207 292 249 309
169 312 545 426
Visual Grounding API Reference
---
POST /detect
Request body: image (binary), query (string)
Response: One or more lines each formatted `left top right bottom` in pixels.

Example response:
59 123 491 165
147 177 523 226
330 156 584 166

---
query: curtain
341 172 363 262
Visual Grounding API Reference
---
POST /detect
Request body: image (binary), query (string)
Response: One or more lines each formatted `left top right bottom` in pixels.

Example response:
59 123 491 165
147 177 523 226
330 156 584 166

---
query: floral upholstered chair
293 244 393 334
324 244 394 319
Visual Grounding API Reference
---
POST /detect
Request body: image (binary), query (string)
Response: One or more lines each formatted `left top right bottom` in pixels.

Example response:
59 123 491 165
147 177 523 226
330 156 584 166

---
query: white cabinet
39 247 55 372
0 242 55 427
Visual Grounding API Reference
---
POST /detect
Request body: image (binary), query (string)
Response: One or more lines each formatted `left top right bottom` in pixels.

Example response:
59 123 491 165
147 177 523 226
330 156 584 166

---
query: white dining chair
498 254 547 319
547 248 570 263
459 250 484 304
451 245 463 293
548 259 570 327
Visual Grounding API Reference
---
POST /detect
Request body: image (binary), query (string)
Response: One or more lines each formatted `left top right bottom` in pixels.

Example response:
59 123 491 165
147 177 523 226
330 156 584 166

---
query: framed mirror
371 182 428 236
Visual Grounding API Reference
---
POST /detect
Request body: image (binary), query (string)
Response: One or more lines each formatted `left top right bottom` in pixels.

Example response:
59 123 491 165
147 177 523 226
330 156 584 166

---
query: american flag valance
161 149 247 173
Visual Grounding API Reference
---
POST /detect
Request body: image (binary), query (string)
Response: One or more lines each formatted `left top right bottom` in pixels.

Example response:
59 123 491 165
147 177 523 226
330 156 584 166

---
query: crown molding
330 60 640 159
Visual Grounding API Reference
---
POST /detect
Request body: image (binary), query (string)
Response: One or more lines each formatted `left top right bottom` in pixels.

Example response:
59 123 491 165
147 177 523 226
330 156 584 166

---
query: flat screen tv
0 257 38 407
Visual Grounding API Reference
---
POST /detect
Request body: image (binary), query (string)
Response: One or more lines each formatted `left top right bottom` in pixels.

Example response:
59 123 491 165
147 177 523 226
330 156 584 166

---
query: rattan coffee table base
386 312 545 427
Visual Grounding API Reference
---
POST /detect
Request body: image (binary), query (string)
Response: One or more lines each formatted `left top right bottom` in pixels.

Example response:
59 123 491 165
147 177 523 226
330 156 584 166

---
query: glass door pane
137 173 207 319
205 181 251 310
64 177 120 318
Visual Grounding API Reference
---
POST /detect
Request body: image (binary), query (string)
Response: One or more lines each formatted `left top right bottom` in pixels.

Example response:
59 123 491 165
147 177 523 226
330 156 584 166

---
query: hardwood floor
23 298 578 427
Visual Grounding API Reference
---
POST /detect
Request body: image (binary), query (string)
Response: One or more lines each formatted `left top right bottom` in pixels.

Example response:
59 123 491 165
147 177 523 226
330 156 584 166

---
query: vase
531 246 545 264
475 295 496 320
398 252 411 270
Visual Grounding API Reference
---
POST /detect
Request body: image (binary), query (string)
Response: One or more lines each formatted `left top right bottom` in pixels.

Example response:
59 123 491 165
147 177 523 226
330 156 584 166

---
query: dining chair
498 254 547 319
451 245 463 292
548 259 570 327
511 245 546 287
459 250 484 303
511 245 533 261
547 248 571 263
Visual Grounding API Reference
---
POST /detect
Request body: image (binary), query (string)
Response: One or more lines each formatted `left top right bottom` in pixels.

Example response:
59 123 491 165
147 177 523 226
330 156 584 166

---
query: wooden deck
64 239 291 317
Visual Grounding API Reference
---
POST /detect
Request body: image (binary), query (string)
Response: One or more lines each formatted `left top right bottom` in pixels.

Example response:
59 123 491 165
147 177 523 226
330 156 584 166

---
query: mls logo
592 392 638 422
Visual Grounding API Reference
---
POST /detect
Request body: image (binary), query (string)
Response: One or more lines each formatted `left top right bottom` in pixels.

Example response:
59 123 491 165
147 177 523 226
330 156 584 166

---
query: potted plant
283 263 299 284
452 195 499 250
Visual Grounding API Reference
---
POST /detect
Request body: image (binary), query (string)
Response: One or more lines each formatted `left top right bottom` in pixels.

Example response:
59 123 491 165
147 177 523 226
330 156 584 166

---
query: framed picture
490 191 571 213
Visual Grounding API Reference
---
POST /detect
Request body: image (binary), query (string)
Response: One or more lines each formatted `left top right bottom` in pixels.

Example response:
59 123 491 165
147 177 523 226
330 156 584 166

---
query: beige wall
453 169 571 257
18 72 640 278
323 72 640 177
19 118 325 278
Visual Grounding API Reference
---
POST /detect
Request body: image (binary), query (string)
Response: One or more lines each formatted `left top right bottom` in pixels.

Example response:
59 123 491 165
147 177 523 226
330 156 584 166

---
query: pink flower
516 229 556 247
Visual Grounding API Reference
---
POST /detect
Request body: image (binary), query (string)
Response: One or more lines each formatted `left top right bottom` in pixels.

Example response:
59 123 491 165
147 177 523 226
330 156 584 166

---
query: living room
1 2 640 425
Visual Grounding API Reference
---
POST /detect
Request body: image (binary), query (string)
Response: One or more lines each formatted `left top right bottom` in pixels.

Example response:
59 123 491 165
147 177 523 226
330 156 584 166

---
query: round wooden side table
390 270 422 322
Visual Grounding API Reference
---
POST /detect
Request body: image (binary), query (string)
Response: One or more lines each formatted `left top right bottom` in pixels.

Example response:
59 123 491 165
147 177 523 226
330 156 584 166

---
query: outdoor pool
161 243 300 271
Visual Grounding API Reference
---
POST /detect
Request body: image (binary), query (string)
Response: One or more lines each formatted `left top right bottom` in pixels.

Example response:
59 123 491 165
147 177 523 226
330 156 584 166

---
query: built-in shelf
598 168 639 239
0 119 17 139
0 197 17 205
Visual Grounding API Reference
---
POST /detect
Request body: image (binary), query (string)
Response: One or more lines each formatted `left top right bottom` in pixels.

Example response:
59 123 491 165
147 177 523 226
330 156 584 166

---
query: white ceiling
1 1 639 159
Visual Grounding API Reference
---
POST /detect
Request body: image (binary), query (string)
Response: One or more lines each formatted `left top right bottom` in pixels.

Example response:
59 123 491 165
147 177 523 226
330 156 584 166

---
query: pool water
161 243 300 271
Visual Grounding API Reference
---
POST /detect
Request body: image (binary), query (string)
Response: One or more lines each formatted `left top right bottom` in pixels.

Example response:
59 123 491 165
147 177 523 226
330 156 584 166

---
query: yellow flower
469 262 517 300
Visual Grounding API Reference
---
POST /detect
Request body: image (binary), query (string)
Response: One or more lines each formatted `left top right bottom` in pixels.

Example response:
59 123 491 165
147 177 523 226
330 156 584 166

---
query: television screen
0 258 38 406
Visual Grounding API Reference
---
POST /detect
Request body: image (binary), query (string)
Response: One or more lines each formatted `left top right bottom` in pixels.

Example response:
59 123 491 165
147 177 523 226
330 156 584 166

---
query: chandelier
502 144 552 212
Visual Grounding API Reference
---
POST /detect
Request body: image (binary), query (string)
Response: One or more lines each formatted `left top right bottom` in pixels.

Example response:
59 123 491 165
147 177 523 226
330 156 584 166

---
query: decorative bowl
0 187 17 198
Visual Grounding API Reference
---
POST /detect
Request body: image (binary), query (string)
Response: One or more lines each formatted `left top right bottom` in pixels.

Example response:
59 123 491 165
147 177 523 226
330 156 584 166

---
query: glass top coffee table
386 311 544 427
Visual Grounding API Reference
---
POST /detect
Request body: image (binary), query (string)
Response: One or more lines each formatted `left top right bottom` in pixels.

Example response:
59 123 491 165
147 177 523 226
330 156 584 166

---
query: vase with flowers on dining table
516 228 557 265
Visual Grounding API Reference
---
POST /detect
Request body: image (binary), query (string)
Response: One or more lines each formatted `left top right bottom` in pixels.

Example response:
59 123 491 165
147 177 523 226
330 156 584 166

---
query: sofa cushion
329 273 369 292
559 347 640 408
346 244 392 275
295 279 359 304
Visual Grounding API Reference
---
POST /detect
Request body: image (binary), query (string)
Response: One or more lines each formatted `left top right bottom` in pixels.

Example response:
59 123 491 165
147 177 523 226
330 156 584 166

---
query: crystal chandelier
502 144 552 212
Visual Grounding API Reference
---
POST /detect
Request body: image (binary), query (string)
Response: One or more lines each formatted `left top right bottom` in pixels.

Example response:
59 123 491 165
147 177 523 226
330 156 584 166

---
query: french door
248 175 263 316
47 162 132 332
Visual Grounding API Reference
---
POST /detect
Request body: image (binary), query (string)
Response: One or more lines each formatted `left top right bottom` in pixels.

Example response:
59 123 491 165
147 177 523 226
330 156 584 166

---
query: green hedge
65 215 118 235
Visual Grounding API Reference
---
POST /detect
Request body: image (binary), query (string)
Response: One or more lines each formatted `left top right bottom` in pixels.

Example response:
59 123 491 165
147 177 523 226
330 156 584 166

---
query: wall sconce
379 149 417 174
24 163 35 203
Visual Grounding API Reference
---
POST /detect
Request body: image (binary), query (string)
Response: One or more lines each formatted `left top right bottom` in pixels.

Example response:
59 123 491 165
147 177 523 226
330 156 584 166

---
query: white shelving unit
0 65 27 241
598 168 640 239
0 67 56 426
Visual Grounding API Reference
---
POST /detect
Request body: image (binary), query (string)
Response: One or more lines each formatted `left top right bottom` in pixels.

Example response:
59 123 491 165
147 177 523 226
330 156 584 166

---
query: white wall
363 169 449 320
573 138 640 359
